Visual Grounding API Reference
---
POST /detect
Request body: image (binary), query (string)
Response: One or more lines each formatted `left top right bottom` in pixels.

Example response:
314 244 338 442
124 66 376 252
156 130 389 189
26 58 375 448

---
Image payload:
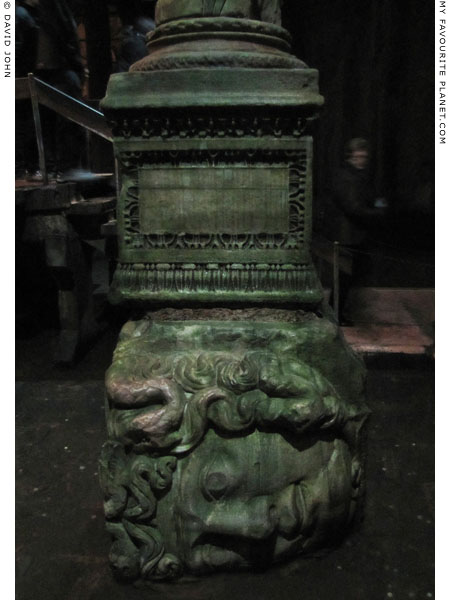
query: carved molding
131 51 303 72
113 262 318 296
111 114 307 140
147 17 292 45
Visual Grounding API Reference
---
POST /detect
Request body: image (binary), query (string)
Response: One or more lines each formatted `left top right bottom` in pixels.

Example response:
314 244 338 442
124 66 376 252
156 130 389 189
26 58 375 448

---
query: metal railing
15 73 113 186
312 234 434 319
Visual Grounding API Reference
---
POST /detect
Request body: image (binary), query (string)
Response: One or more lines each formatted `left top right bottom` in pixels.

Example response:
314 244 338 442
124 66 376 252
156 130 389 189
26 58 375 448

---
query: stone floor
16 335 434 599
343 287 434 356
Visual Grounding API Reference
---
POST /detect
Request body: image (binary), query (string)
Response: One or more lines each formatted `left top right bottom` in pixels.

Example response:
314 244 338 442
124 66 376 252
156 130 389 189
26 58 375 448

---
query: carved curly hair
106 350 366 454
101 342 368 582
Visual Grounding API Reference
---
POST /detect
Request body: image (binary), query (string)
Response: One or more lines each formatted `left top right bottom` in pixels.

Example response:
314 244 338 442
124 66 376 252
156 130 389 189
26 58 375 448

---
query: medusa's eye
201 452 237 501
203 472 229 501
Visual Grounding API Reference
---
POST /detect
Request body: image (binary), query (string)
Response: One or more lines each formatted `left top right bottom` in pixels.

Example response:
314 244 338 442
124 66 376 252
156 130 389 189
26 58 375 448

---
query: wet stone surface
16 367 434 600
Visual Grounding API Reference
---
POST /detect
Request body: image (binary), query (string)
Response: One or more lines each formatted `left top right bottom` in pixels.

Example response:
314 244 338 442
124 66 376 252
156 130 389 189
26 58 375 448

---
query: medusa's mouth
181 482 308 573
188 535 276 572
187 527 308 574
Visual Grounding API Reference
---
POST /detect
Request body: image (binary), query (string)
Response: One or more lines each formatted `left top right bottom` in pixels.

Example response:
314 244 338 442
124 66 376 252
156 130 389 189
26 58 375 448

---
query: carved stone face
101 320 368 582
157 429 354 574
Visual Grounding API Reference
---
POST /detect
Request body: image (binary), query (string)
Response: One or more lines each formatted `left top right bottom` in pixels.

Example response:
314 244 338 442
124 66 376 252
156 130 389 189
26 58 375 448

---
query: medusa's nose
199 484 303 541
201 495 279 541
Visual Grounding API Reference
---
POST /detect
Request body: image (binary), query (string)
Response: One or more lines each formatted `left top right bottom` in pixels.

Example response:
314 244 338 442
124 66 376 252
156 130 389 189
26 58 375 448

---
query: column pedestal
99 5 369 584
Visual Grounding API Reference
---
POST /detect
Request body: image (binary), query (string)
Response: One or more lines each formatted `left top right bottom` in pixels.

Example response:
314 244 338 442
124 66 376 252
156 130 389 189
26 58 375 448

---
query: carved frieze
110 113 307 142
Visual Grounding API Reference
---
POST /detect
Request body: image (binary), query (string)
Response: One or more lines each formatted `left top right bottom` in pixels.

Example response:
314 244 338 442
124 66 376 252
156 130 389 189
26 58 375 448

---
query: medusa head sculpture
100 320 368 582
